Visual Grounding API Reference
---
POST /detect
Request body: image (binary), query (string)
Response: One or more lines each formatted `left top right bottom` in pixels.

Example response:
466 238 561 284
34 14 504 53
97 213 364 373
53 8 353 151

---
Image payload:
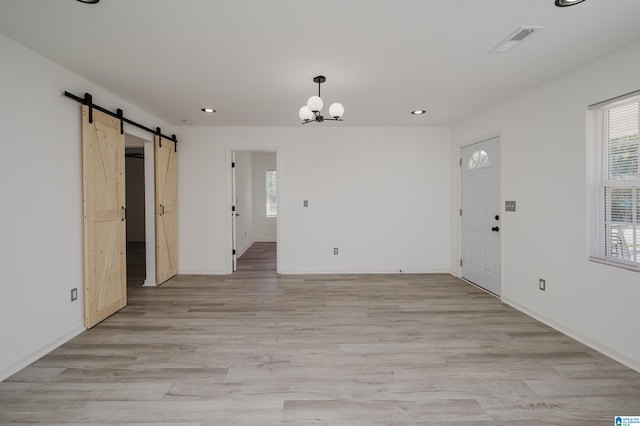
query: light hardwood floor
1 242 639 424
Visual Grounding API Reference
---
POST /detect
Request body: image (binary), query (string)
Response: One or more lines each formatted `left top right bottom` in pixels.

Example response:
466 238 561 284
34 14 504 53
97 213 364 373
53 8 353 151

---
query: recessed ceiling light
182 120 192 125
201 107 216 113
411 110 427 115
76 0 100 3
555 0 586 6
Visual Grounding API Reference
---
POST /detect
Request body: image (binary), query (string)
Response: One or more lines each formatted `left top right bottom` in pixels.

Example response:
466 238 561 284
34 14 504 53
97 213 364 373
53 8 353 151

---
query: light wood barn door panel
155 136 178 284
82 106 127 329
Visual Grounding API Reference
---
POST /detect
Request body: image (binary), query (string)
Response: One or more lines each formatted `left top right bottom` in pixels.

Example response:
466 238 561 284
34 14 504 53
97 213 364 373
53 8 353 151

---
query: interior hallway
236 242 277 273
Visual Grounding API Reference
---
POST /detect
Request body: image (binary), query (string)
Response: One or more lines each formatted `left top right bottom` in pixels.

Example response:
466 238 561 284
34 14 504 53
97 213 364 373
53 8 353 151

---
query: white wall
450 39 640 371
0 34 174 381
234 151 254 255
252 153 277 242
178 127 451 275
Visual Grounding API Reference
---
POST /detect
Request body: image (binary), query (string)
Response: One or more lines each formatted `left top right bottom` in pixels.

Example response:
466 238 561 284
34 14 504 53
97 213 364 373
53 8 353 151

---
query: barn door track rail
64 91 177 151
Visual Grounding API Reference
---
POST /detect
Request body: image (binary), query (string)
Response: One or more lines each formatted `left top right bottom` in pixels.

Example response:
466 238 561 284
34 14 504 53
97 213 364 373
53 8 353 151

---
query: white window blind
588 92 640 270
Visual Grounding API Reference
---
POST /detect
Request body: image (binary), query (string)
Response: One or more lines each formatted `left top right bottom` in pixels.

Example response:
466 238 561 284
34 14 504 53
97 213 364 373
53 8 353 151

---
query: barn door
155 135 178 284
82 105 127 329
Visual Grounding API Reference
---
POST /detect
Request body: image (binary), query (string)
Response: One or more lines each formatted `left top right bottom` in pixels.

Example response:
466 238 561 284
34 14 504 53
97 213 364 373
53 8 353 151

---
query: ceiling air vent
492 26 543 53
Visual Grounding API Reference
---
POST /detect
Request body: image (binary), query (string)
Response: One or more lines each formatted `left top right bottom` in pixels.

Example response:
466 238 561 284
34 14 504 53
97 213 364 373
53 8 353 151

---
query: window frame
588 91 640 272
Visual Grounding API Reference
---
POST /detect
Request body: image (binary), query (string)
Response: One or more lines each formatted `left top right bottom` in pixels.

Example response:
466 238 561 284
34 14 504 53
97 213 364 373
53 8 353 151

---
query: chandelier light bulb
299 76 343 124
307 96 323 113
299 106 314 121
329 103 344 119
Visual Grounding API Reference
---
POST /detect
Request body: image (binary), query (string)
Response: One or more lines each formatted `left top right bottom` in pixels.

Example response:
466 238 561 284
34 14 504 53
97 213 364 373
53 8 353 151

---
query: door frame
226 147 280 274
232 151 238 272
124 132 157 286
459 134 502 296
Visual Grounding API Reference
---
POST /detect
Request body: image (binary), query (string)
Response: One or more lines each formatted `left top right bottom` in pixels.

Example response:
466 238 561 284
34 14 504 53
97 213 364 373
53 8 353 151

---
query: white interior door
231 152 238 272
461 137 501 295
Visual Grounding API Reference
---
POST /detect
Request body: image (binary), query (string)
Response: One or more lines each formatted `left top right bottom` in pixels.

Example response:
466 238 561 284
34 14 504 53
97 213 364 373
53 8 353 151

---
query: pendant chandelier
298 76 344 124
555 0 586 6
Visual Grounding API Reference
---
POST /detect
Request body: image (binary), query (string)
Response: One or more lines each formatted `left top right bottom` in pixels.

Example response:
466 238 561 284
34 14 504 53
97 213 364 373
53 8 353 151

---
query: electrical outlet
505 201 516 212
70 288 78 301
539 279 546 291
333 248 339 255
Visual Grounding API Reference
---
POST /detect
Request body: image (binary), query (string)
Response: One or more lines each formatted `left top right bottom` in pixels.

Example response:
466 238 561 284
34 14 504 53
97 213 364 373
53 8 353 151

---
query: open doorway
125 146 146 286
231 150 278 274
124 133 157 287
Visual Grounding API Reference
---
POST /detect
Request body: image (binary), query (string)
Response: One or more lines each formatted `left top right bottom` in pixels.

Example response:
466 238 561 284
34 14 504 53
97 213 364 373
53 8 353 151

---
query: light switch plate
505 201 516 212
303 200 308 207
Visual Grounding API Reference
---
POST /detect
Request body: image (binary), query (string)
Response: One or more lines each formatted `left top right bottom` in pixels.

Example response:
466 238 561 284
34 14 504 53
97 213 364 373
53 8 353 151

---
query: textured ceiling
2 0 640 126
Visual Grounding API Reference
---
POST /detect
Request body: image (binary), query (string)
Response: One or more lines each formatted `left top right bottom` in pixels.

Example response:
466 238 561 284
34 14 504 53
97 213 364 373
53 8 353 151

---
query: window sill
589 256 640 273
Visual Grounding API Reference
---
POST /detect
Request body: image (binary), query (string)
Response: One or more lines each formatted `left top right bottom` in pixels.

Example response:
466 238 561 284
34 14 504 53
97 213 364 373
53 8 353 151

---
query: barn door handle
121 206 126 221
159 204 165 216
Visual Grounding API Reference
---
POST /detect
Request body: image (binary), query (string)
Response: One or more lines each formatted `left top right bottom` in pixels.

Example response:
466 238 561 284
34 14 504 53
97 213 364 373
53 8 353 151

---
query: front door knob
492 226 500 232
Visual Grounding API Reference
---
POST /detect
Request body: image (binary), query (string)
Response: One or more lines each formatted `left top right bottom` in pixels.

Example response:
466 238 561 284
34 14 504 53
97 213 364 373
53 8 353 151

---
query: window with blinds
588 92 640 270
266 170 277 217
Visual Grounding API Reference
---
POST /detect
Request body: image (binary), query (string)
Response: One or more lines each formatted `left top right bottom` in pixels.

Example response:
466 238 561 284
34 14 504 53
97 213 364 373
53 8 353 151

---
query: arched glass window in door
468 150 491 169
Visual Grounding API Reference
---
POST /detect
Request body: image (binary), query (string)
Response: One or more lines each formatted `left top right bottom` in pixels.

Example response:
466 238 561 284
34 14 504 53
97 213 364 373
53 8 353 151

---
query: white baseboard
277 268 450 275
177 269 229 275
0 324 85 382
236 240 255 258
502 295 640 373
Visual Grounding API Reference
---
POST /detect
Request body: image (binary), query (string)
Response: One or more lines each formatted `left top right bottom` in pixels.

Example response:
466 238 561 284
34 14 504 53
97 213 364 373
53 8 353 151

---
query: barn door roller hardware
155 127 178 152
64 91 178 149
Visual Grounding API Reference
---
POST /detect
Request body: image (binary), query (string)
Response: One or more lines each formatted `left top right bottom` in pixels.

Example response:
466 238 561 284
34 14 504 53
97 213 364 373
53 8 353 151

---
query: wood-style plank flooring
126 241 146 287
237 241 277 273
1 242 639 424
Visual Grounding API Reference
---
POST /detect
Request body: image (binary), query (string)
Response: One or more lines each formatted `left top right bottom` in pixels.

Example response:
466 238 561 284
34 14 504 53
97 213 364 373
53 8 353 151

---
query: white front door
461 137 501 295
